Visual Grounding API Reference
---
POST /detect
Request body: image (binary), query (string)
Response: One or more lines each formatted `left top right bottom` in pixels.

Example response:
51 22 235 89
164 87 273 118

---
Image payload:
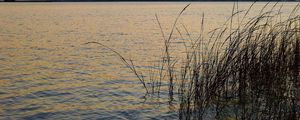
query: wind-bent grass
88 2 300 120
85 41 150 94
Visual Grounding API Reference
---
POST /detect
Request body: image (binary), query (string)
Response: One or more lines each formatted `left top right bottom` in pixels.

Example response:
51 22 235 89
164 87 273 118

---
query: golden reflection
0 2 297 118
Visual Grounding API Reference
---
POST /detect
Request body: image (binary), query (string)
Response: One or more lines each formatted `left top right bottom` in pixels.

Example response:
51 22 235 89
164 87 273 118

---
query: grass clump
88 2 300 120
176 3 300 120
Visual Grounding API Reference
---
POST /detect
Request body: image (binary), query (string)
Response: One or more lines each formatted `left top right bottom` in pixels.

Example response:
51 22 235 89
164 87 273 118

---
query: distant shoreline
1 0 299 2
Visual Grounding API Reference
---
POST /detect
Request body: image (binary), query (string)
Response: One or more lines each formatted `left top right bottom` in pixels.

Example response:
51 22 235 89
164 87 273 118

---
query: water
0 2 297 119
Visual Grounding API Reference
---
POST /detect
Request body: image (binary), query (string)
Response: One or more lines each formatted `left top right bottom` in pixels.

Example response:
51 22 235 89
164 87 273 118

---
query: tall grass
88 2 300 120
176 3 300 119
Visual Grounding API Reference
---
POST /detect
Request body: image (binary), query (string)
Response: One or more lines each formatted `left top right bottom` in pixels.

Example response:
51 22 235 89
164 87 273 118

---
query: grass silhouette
88 2 300 119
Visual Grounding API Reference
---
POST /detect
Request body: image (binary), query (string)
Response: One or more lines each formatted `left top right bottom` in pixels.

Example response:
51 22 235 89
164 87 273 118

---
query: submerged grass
88 2 300 120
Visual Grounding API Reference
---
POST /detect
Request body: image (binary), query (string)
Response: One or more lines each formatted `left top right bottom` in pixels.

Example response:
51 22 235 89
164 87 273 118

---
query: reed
88 2 300 120
176 2 300 120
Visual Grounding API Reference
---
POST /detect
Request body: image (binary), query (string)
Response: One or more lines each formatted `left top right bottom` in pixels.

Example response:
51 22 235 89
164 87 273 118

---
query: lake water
0 2 298 119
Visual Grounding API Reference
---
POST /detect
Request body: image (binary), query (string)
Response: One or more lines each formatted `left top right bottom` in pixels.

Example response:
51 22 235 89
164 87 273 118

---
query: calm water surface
0 2 297 119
